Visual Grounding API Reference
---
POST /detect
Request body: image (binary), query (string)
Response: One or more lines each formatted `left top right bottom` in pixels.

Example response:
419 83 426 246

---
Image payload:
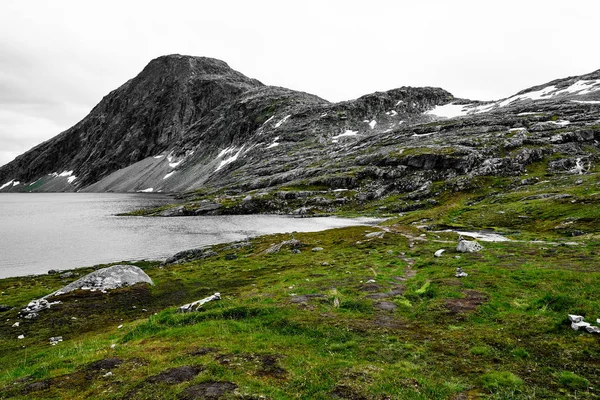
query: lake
0 193 381 279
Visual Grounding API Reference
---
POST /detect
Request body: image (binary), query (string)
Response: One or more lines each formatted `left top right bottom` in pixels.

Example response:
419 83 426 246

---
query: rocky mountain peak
1 59 600 196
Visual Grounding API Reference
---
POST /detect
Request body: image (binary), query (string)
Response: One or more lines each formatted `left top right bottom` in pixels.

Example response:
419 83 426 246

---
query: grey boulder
50 265 153 296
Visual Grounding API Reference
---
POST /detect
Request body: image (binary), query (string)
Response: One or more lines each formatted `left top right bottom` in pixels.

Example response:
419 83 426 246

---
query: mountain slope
1 57 600 201
0 55 263 191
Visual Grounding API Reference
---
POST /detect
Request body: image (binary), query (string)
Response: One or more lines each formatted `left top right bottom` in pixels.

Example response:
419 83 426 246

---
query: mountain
1 55 600 206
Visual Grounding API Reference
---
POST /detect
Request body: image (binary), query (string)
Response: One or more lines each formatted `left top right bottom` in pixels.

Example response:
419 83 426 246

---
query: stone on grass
585 325 600 334
569 314 584 323
178 293 221 313
51 265 153 296
455 267 468 278
49 336 63 345
571 321 591 331
312 247 324 252
456 236 483 253
434 249 445 257
365 231 385 239
264 239 303 254
21 298 61 319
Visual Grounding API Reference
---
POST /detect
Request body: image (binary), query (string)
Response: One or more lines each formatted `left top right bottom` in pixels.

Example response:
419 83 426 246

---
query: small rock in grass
18 334 24 339
103 371 113 378
571 321 591 331
12 322 19 327
585 325 600 334
117 325 123 329
366 279 376 284
49 336 63 345
312 247 324 252
455 267 468 278
365 231 385 239
569 314 585 323
434 249 445 257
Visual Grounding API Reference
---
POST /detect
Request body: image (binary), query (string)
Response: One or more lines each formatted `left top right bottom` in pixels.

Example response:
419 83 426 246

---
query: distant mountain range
1 54 599 196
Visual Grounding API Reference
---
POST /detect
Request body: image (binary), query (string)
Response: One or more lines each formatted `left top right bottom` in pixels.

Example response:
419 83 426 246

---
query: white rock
103 371 113 378
12 322 19 327
456 236 484 253
178 292 221 313
569 314 585 323
365 231 385 239
366 279 376 284
117 325 123 329
571 321 591 331
455 267 468 278
585 325 600 334
17 334 24 339
434 249 445 257
49 336 63 345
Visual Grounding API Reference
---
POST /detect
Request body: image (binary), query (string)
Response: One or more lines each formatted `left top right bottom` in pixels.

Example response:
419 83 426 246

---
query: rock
456 236 483 253
264 239 304 254
178 293 221 312
60 272 75 279
571 321 591 331
162 247 218 265
585 325 600 334
366 279 376 284
365 231 385 239
224 254 238 260
21 298 61 318
455 267 468 278
49 265 153 296
434 249 445 257
17 334 24 339
12 322 19 327
49 336 63 345
569 314 585 323
312 247 324 252
47 269 60 275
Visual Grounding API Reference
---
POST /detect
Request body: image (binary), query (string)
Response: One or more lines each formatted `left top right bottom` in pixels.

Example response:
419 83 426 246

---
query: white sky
1 0 599 167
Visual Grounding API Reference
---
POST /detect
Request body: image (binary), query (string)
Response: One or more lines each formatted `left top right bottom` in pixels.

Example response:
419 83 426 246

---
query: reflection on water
0 193 381 278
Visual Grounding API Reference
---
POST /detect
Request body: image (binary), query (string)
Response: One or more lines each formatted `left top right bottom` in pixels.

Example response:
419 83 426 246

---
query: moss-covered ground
1 210 600 399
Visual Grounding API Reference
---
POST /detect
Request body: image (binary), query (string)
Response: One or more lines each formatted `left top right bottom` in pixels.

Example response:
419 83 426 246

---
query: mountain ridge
1 55 600 202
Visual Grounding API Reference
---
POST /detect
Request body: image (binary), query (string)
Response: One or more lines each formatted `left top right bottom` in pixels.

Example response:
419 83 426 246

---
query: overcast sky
1 0 599 167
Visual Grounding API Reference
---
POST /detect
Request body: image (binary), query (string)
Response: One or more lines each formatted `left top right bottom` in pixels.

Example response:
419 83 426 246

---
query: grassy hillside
1 190 600 400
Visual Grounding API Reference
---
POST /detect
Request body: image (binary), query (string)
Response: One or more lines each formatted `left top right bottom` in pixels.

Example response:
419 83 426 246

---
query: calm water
0 193 381 279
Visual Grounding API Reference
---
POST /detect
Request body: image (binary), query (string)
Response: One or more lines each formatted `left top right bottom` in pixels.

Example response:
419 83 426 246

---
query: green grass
1 221 600 399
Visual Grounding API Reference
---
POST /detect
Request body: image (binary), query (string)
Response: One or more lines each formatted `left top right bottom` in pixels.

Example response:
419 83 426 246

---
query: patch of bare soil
330 384 368 400
146 365 204 384
179 381 238 399
444 290 487 314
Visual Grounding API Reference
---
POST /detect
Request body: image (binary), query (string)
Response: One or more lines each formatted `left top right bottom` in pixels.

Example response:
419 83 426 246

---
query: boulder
456 236 483 253
50 265 153 296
